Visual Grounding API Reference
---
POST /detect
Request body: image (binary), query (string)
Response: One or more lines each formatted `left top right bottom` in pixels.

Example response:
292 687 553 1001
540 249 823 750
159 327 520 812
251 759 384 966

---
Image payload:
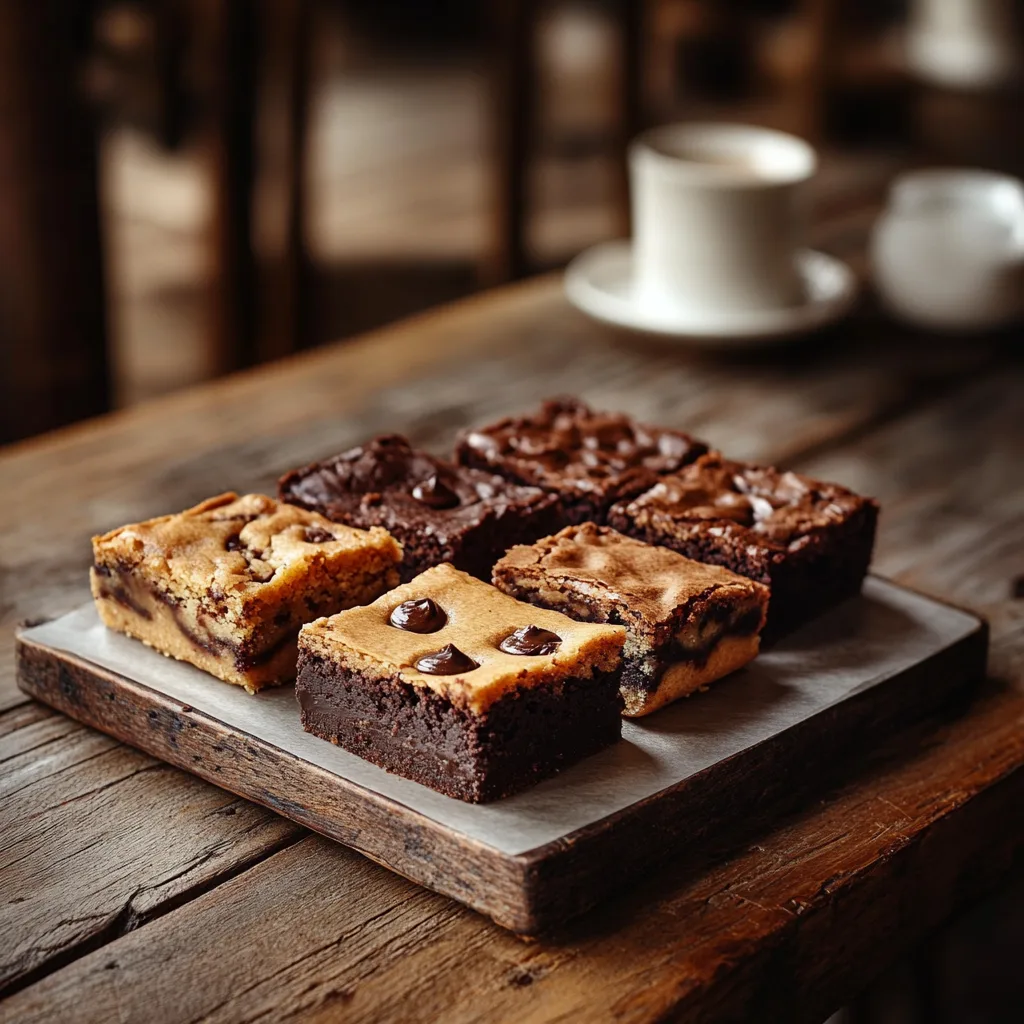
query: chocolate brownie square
296 563 626 802
608 454 878 637
279 435 560 584
90 493 402 691
454 397 708 524
494 524 768 716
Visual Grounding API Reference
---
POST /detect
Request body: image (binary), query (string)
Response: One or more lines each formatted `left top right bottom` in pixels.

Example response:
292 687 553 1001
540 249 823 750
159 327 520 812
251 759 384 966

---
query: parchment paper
20 578 978 856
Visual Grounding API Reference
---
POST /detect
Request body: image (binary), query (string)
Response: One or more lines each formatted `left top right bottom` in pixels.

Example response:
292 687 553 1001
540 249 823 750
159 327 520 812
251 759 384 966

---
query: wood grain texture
0 266 1021 1018
0 697 299 998
799 369 1024 612
14 595 985 935
5 638 1022 1024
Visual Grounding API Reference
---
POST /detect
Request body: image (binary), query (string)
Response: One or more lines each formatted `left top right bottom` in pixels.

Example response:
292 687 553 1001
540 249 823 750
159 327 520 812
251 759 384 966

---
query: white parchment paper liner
20 578 977 856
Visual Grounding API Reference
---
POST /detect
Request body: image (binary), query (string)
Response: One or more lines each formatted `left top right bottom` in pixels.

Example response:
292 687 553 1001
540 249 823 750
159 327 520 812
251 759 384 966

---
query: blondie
91 493 402 691
494 524 768 715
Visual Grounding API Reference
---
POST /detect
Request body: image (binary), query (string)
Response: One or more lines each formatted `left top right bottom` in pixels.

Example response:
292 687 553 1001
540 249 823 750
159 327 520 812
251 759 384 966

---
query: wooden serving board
16 578 986 935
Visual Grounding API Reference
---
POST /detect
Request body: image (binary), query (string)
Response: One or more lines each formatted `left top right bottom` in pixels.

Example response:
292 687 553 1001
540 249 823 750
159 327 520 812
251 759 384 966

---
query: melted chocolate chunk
411 474 460 509
415 644 478 675
277 434 558 585
96 580 153 621
225 534 244 552
389 598 447 634
499 625 562 656
731 606 764 636
303 526 335 544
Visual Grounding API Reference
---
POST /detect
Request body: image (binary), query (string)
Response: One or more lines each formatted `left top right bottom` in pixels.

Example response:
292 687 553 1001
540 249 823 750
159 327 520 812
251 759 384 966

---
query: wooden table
2 202 1023 1022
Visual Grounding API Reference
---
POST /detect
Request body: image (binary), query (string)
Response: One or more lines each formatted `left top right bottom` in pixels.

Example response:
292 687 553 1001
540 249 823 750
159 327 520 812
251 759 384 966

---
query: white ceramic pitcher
871 169 1024 331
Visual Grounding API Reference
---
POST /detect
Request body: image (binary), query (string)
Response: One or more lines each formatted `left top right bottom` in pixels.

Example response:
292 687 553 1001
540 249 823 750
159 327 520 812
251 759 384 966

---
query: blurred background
2 0 1022 445
1 3 1023 1020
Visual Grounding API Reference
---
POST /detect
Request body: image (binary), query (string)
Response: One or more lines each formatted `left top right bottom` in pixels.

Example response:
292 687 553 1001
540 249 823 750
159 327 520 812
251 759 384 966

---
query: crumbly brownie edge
296 650 623 803
453 494 565 581
763 499 879 636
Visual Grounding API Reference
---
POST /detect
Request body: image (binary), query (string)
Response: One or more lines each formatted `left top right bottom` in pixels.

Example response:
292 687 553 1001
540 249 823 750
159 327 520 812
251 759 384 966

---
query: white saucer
564 241 859 346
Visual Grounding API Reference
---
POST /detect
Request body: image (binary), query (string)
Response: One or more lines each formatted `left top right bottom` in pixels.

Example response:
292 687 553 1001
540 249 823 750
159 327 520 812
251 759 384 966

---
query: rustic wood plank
797 370 1024 616
4 639 1021 1024
3 366 1020 1022
0 700 301 998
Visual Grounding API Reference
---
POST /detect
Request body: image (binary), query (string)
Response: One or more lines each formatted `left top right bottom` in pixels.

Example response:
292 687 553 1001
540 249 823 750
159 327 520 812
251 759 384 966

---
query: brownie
607 454 879 637
493 524 768 716
296 563 626 802
90 493 402 691
454 397 708 524
278 435 560 583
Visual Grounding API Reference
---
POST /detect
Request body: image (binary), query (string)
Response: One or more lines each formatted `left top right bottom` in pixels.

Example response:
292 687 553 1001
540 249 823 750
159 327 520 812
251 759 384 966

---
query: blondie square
296 563 626 802
494 524 768 715
454 397 708 524
278 435 559 583
91 493 402 691
608 454 878 637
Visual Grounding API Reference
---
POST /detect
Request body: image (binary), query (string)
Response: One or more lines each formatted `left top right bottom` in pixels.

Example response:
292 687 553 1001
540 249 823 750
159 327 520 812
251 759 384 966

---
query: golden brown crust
91 493 403 690
92 594 302 691
496 522 766 627
300 563 626 713
92 493 401 605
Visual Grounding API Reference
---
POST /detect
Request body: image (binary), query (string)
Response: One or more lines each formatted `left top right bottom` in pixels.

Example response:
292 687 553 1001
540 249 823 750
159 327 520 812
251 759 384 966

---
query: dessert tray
17 578 985 935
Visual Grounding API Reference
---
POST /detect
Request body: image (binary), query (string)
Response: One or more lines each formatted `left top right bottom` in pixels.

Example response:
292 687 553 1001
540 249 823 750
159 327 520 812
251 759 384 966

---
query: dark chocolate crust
608 454 879 637
454 397 708 523
278 435 560 582
296 650 623 803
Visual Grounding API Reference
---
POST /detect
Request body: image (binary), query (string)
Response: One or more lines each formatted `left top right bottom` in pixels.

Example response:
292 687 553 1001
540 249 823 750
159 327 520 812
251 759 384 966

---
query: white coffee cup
629 123 818 317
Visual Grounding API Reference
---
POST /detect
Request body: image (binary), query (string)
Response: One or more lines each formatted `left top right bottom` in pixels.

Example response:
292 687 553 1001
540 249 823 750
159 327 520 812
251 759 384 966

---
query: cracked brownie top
278 435 557 546
455 397 708 507
610 454 876 552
